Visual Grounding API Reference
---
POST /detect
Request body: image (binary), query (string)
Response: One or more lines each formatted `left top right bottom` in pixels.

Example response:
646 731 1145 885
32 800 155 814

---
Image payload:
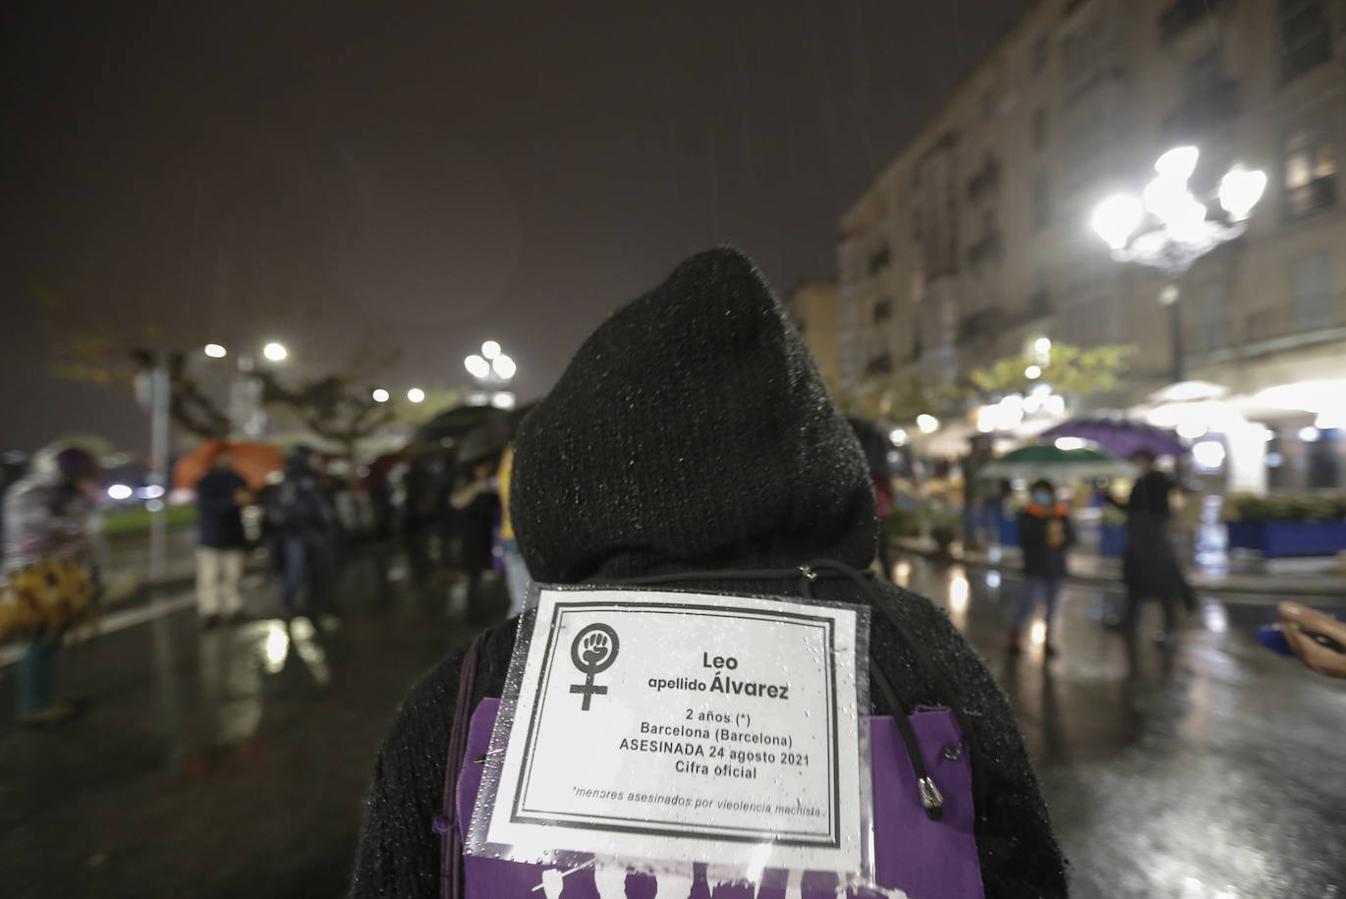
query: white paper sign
480 587 866 873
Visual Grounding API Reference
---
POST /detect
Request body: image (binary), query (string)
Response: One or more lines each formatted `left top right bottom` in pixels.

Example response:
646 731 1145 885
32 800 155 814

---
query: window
1284 129 1338 220
1194 281 1228 353
1029 286 1052 317
1279 0 1333 81
872 298 893 325
1031 34 1050 73
1185 47 1226 98
1031 107 1049 152
867 244 892 274
1291 252 1334 331
1031 173 1051 231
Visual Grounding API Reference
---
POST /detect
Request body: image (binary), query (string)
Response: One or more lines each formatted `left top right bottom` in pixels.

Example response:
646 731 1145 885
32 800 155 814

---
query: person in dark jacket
194 448 252 628
1103 449 1193 642
349 249 1065 898
1009 479 1074 657
448 457 500 615
265 446 337 616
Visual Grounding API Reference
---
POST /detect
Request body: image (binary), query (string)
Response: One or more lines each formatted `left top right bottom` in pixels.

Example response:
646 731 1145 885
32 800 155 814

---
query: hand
1278 602 1346 678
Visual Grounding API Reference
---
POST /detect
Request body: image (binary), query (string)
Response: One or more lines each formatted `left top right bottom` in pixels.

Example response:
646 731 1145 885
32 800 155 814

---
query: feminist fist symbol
569 623 620 710
582 631 611 667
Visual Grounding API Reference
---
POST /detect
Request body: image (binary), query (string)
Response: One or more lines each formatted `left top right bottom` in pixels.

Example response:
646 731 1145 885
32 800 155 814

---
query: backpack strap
438 633 487 899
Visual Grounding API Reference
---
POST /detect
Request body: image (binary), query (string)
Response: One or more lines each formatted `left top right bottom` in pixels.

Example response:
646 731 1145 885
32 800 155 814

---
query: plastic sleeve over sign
464 582 875 894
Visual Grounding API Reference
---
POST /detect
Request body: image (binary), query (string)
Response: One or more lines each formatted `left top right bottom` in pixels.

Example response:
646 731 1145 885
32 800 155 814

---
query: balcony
966 157 1001 204
966 229 1003 268
1161 79 1240 141
956 308 1004 346
1197 293 1346 362
865 352 893 376
1285 176 1337 222
1158 0 1230 45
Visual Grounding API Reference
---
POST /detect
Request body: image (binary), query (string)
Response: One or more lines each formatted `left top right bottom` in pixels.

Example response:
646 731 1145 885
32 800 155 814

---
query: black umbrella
456 400 541 465
414 405 505 447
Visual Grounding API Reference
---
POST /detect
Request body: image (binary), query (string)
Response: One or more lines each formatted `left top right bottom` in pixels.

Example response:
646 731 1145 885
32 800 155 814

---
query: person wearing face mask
1009 479 1073 657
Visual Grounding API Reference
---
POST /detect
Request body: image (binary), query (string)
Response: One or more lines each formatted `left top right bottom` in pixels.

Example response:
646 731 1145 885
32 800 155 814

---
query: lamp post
1090 147 1266 384
464 340 517 408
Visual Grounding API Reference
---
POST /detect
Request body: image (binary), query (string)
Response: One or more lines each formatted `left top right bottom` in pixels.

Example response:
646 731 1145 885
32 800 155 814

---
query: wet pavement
2 540 1343 898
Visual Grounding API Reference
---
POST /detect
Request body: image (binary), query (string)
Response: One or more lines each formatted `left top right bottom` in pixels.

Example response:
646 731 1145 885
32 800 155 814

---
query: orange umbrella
174 440 284 492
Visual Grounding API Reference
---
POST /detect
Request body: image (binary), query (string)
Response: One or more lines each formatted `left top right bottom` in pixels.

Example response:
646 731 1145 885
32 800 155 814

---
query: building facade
838 0 1346 490
786 280 843 394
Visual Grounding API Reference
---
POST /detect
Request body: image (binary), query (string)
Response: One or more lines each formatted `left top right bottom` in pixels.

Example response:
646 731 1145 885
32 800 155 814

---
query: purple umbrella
1040 417 1186 458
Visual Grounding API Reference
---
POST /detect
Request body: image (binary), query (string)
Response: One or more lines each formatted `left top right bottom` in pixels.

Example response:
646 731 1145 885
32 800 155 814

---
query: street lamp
406 387 426 404
465 340 516 407
1090 146 1266 383
464 354 491 379
203 343 228 359
371 388 390 403
262 341 289 363
492 353 516 380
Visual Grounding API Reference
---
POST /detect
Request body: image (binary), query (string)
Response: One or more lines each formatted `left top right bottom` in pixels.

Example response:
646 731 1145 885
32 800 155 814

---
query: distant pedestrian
496 445 529 617
1010 479 1073 657
194 448 251 629
1 444 101 726
265 446 337 617
1103 449 1193 643
449 457 499 615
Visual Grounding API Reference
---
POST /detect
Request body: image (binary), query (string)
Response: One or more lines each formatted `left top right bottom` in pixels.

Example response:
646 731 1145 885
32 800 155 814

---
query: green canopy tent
979 444 1135 481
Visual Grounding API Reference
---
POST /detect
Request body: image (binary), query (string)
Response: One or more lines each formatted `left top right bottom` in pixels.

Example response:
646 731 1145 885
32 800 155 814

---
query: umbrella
173 440 284 491
1040 417 1185 458
456 401 540 465
980 444 1135 480
414 405 506 447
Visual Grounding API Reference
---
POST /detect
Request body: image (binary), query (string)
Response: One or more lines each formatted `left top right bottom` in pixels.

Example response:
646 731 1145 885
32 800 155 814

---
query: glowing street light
371 388 390 403
1154 145 1200 181
107 483 133 501
1025 364 1042 380
464 354 490 379
492 353 516 380
889 428 908 447
203 343 228 359
262 341 288 363
481 340 502 360
406 387 426 404
916 414 940 435
1090 193 1144 250
1218 165 1268 222
1090 146 1266 383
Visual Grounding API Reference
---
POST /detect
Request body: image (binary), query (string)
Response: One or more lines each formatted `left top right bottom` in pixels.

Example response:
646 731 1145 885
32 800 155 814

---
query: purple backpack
435 635 985 899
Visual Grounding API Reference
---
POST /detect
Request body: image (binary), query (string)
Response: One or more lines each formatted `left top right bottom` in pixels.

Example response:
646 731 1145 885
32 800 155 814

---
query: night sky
2 1 1027 453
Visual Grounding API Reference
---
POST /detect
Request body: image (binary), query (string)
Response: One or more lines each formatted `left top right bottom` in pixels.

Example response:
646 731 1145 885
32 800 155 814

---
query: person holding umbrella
1101 448 1194 643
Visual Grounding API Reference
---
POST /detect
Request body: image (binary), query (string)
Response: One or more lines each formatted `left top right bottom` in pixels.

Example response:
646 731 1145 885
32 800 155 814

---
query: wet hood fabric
510 248 878 583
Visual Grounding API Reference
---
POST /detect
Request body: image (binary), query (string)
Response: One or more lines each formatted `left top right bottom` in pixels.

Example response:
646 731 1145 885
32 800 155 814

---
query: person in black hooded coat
350 249 1066 898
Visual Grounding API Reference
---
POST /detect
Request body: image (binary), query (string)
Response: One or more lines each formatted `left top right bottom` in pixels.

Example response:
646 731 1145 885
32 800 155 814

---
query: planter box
1099 523 1126 558
1226 520 1346 559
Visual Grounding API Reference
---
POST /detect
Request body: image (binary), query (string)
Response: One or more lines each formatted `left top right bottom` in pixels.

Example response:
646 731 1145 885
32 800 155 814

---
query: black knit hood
511 247 878 583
